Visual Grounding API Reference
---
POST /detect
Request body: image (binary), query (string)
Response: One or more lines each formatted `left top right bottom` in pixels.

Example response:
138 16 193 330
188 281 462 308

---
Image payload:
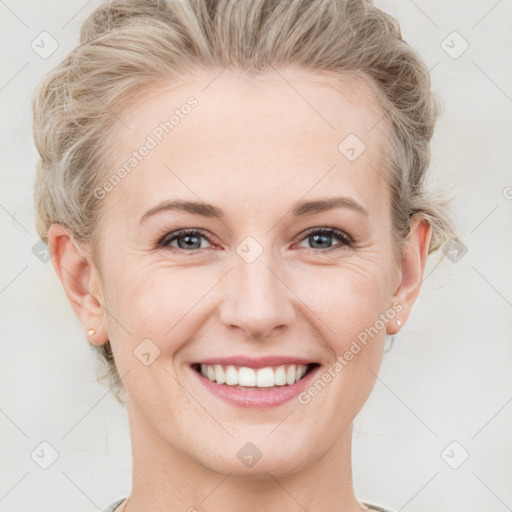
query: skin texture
48 67 431 512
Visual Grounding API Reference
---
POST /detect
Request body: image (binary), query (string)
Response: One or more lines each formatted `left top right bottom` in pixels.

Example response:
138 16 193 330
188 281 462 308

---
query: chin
192 434 316 479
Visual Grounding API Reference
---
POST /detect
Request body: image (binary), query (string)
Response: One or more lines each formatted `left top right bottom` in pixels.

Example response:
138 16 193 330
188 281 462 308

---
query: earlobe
47 224 108 346
386 215 432 335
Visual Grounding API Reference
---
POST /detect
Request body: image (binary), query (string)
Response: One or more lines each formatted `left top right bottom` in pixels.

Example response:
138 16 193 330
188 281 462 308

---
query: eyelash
157 227 354 254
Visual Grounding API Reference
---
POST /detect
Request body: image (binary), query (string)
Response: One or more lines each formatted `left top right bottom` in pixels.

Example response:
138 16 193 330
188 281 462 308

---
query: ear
47 224 108 346
386 215 432 335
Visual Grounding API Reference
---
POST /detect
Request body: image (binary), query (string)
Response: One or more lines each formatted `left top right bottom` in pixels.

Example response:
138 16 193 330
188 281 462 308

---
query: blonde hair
32 0 456 404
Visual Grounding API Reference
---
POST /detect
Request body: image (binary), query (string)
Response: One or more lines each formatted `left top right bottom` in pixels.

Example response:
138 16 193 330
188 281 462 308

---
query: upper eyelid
158 228 212 247
297 226 353 244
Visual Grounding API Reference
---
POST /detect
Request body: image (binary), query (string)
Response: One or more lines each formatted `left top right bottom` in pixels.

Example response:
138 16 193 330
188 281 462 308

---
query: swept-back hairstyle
32 0 455 403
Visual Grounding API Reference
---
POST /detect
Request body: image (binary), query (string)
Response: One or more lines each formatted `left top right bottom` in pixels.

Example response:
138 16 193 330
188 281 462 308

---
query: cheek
299 263 390 402
324 261 392 401
101 265 209 409
291 257 392 350
103 261 215 353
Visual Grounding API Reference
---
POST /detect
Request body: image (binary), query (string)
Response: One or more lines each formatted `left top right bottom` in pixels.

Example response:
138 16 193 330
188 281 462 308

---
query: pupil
179 235 200 249
311 233 331 249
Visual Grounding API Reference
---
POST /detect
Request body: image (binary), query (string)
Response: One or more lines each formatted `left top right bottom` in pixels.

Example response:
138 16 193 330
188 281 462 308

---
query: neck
123 400 366 512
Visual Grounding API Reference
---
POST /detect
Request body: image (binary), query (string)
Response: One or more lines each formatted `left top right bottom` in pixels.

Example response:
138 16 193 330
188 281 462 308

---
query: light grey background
1 1 511 511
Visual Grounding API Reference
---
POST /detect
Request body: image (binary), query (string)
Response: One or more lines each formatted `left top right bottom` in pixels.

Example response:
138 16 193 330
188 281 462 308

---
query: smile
192 362 318 388
190 360 321 408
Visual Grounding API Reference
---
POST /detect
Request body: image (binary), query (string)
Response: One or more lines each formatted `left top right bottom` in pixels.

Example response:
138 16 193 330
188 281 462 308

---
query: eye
158 229 214 251
295 227 354 252
157 226 354 254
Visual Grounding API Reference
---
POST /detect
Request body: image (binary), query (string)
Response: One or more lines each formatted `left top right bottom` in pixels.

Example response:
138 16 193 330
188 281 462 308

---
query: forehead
102 67 391 221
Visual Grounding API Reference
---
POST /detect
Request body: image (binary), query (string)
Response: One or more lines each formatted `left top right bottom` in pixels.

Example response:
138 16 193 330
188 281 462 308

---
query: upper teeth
199 364 309 387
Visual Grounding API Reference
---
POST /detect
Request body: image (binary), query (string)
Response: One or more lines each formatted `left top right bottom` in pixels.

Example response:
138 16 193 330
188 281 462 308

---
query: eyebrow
139 196 368 223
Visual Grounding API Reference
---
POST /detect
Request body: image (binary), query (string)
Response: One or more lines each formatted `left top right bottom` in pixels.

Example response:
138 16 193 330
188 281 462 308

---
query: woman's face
56 67 430 477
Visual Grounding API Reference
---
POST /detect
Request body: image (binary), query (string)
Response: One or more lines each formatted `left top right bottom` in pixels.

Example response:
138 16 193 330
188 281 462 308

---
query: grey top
102 497 395 512
102 498 125 512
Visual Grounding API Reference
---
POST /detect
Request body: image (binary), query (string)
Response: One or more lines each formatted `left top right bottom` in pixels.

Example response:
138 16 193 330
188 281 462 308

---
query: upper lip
192 355 318 369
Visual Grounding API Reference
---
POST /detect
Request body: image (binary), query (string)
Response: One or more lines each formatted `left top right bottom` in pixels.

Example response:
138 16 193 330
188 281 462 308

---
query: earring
396 320 401 327
87 328 96 336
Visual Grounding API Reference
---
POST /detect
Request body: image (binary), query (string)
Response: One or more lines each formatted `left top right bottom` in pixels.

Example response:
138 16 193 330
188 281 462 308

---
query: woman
32 0 455 510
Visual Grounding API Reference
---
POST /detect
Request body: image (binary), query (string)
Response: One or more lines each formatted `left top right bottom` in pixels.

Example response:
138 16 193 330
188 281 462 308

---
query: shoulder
101 497 127 512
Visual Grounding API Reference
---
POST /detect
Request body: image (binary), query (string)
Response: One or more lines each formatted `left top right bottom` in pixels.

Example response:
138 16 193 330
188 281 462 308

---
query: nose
218 247 296 340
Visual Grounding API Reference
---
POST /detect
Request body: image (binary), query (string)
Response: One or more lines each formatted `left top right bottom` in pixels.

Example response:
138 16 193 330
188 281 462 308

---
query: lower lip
190 364 320 408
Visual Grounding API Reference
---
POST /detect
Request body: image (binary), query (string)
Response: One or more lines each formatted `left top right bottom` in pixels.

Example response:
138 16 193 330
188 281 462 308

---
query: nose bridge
219 240 294 339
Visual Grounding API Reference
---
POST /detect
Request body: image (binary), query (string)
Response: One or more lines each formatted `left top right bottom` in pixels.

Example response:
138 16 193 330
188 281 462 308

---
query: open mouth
191 362 320 390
